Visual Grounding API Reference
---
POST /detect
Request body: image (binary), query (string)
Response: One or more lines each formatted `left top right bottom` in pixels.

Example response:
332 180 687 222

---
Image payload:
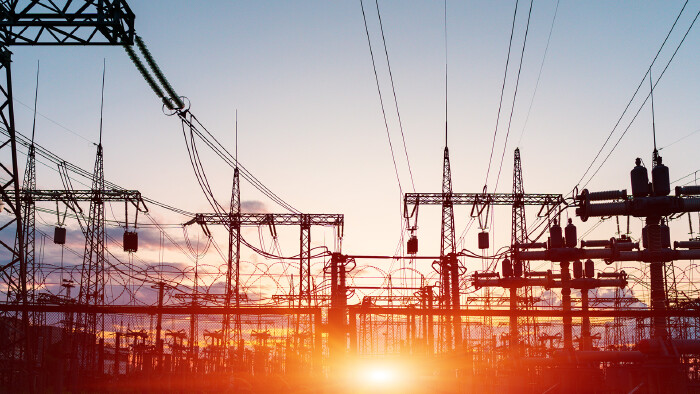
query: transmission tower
511 148 529 349
223 166 242 347
75 143 106 372
511 148 527 248
0 1 134 381
4 140 37 373
20 143 36 311
440 146 460 350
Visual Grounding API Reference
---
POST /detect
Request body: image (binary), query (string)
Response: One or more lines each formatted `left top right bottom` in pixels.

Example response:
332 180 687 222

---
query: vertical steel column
509 286 518 349
76 143 105 373
313 310 322 373
328 253 344 365
511 148 529 348
427 287 434 355
0 49 28 378
580 288 591 350
449 253 462 349
440 147 456 351
349 309 357 356
114 332 121 376
299 215 311 307
223 167 241 348
156 281 164 369
561 261 573 350
646 217 668 340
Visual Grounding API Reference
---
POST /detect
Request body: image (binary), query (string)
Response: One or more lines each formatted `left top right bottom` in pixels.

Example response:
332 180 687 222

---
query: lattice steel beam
0 0 135 46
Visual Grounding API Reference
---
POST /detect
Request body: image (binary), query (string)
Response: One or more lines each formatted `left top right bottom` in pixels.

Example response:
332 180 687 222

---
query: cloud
240 200 267 213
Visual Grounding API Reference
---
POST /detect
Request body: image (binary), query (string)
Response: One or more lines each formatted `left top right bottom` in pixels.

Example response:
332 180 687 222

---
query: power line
374 0 415 193
2 127 195 217
575 0 690 189
581 6 700 190
493 0 534 192
484 0 520 191
360 0 404 198
659 127 700 151
672 169 700 185
516 0 560 148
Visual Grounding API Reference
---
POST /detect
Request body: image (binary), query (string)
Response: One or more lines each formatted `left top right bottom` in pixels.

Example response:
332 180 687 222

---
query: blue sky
4 1 700 304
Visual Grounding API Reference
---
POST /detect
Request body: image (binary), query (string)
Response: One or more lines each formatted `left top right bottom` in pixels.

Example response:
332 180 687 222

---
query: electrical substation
1 1 700 393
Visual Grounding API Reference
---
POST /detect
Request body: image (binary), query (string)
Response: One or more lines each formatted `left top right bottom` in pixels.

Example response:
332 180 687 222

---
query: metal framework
511 148 527 247
511 147 529 347
225 167 241 346
192 213 343 227
187 213 343 307
403 166 563 352
440 147 457 350
0 0 135 46
0 3 134 383
404 191 564 211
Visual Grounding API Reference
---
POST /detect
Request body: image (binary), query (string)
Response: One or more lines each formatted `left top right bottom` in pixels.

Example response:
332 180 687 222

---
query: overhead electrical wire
580 5 700 191
659 127 700 152
2 127 194 217
672 169 700 185
516 0 560 148
374 0 415 193
493 0 534 192
359 0 404 199
575 0 692 189
484 0 520 191
125 35 299 214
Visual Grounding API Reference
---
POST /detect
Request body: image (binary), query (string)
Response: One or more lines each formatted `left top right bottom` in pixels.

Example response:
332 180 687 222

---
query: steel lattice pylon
511 148 527 248
439 146 459 351
74 143 106 373
511 147 528 350
0 2 135 382
223 166 241 347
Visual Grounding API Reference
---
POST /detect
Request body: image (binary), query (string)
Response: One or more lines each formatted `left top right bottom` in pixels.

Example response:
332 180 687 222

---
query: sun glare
366 367 396 384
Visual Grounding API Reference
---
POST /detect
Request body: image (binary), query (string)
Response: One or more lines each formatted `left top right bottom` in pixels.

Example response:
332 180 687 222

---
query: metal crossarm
0 0 135 46
192 213 343 227
404 192 564 209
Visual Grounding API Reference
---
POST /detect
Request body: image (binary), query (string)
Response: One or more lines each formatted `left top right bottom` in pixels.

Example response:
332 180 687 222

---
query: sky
3 0 700 305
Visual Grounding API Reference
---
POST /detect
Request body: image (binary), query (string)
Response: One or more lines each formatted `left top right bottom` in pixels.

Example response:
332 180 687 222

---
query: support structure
186 211 343 367
74 144 106 373
404 185 562 352
0 1 135 379
187 212 343 308
440 147 458 350
224 167 241 348
511 148 527 349
575 155 700 340
328 253 350 367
